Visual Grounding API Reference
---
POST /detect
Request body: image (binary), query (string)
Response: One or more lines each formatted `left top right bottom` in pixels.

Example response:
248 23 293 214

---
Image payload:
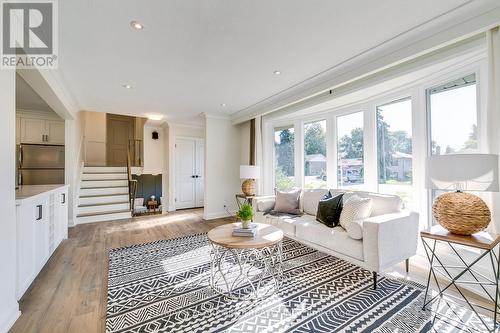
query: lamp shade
426 154 499 192
240 165 260 179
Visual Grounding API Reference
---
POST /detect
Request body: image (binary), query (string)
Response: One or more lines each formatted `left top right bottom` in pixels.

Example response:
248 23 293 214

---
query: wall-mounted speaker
152 131 159 140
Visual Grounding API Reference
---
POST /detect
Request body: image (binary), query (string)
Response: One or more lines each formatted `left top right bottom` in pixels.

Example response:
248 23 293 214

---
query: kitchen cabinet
17 112 65 145
45 120 65 144
16 185 69 300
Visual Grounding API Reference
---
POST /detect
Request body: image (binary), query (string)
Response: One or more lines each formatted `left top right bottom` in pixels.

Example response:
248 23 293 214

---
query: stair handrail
127 151 138 216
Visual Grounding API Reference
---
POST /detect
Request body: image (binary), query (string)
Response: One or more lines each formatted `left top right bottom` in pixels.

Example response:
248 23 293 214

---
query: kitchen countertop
16 184 69 203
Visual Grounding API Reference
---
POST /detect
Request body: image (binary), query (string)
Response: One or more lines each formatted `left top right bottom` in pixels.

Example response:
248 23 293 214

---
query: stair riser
81 180 128 188
83 167 127 173
79 194 129 206
80 187 128 196
78 203 130 215
82 173 127 181
76 212 131 224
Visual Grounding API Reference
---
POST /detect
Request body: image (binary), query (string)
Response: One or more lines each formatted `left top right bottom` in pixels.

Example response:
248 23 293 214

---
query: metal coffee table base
209 241 283 301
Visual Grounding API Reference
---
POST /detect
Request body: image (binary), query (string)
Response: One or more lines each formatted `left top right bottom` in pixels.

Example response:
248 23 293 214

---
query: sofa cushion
295 220 364 261
339 195 372 230
264 214 313 237
301 189 329 215
342 191 402 216
274 189 301 214
257 198 275 212
316 192 344 227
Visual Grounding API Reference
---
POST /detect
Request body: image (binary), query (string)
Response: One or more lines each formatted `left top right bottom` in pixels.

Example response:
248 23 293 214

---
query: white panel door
195 141 204 207
175 138 197 209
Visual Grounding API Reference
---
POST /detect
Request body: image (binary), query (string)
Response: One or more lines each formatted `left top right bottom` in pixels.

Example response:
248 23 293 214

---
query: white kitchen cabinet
20 117 46 144
16 185 69 300
18 114 65 145
46 120 65 144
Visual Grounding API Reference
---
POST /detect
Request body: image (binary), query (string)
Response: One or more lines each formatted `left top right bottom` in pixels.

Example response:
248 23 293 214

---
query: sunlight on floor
104 210 207 233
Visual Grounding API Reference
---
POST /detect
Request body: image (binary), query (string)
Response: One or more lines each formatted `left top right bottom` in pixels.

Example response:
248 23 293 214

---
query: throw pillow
339 195 372 231
316 192 344 227
274 189 301 215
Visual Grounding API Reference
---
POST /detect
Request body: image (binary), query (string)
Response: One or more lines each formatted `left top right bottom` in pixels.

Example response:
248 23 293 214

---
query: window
337 112 364 188
428 73 478 155
377 98 413 209
274 126 295 191
427 73 478 223
304 120 327 189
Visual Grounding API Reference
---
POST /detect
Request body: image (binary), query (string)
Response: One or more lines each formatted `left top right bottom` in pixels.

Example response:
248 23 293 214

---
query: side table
421 225 500 332
147 200 158 214
235 194 257 209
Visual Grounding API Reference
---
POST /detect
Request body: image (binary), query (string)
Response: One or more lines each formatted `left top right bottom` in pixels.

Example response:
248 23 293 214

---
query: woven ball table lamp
240 165 260 196
427 154 499 235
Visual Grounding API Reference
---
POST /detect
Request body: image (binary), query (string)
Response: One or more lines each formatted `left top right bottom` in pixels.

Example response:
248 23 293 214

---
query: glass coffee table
207 223 284 300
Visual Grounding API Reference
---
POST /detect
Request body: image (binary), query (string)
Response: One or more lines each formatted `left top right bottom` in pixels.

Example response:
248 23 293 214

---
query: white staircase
76 166 132 224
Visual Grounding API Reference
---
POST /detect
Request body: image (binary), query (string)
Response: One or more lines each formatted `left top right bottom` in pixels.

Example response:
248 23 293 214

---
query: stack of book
232 223 257 237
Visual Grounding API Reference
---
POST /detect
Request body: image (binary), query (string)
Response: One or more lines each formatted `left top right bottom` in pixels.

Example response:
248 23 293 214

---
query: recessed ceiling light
273 70 281 75
123 84 133 89
148 114 163 121
130 21 144 30
221 103 227 107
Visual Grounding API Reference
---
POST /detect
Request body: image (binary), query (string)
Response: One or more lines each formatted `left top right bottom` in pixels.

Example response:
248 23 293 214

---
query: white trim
202 112 230 120
203 211 231 220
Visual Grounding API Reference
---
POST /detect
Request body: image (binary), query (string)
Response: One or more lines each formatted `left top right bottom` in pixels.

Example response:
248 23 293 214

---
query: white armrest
363 211 419 272
252 196 276 212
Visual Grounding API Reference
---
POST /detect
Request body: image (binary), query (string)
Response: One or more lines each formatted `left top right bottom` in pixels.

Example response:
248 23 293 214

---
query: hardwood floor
10 209 495 332
10 209 232 333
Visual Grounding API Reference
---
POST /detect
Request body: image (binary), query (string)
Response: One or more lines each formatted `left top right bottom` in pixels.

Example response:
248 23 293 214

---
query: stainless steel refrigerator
17 144 65 185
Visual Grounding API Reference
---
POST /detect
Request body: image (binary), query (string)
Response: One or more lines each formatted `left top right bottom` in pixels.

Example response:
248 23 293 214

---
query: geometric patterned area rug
106 233 493 332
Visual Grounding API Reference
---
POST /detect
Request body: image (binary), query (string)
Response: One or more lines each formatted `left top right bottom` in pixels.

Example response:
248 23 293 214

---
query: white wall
203 115 241 219
143 126 164 175
0 70 20 332
65 111 85 226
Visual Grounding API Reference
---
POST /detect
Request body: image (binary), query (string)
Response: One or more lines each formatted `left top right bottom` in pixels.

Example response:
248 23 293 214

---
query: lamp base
433 191 491 235
241 179 256 196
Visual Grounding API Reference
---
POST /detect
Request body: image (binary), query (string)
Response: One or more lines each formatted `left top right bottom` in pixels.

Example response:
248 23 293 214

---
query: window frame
303 119 328 189
262 56 486 231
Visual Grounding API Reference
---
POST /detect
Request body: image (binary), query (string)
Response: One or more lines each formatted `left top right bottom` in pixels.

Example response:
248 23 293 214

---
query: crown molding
202 112 230 121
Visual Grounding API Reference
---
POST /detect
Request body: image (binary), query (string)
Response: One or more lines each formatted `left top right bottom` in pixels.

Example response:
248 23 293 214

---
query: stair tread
82 179 127 181
83 171 127 174
78 201 129 208
80 185 129 189
77 209 131 218
79 193 129 198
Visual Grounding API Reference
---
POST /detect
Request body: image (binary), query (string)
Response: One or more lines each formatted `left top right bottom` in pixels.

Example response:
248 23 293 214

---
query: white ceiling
57 0 492 123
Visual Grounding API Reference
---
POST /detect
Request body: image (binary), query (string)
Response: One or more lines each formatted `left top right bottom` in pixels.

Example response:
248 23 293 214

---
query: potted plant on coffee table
236 203 254 229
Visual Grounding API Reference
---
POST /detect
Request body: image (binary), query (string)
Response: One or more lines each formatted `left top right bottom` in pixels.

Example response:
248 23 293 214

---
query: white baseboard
0 307 20 333
203 211 232 220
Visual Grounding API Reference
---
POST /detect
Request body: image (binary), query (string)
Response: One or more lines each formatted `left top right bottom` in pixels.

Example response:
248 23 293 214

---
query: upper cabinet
45 120 65 144
17 110 65 145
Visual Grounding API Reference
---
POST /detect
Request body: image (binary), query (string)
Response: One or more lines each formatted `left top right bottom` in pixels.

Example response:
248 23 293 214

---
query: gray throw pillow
274 189 301 214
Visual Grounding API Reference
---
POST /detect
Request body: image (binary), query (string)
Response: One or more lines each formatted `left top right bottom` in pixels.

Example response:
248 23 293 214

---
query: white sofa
252 189 419 288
